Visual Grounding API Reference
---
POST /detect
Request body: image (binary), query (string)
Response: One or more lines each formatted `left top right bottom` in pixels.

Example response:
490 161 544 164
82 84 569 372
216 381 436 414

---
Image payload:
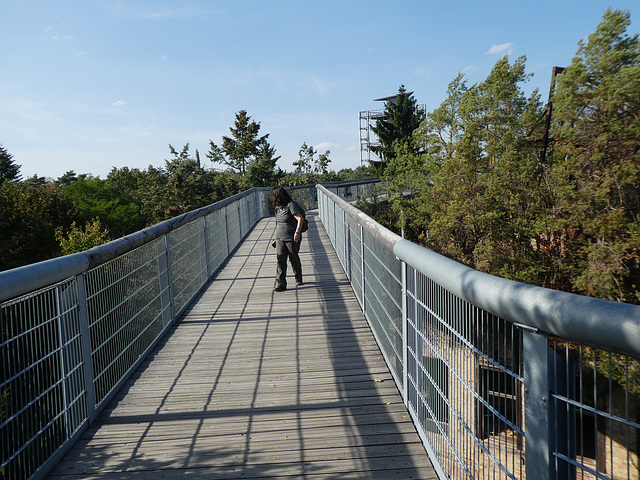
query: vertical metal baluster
401 259 408 403
360 225 365 314
77 272 96 424
55 284 70 441
594 351 600 476
608 352 613 478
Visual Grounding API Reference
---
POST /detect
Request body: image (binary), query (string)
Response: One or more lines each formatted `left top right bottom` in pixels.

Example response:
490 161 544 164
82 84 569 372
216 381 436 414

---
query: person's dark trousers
275 239 302 289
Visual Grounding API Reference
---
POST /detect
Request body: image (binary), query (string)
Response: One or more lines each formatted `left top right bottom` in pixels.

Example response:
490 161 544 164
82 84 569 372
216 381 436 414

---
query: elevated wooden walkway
48 213 436 479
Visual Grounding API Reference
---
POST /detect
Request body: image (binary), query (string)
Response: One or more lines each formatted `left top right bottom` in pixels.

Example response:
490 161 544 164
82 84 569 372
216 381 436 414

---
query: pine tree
370 85 425 172
0 144 22 184
207 110 271 177
550 8 640 302
413 56 547 282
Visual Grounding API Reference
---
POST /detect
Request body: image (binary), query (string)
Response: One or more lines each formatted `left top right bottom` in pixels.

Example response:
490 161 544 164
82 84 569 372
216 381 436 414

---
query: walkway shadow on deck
48 213 432 479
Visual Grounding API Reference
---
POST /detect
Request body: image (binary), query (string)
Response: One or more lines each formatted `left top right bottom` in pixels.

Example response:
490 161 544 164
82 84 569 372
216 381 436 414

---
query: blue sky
1 1 638 180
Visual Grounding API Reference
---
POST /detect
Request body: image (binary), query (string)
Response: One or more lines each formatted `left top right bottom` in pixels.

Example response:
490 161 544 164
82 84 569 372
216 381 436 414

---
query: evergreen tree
370 85 425 172
550 8 640 302
23 174 48 187
244 139 282 187
0 144 22 184
165 143 220 217
56 170 79 188
409 56 547 283
207 110 271 177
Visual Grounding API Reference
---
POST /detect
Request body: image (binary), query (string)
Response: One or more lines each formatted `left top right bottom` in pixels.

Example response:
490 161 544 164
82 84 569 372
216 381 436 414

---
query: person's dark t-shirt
275 201 302 241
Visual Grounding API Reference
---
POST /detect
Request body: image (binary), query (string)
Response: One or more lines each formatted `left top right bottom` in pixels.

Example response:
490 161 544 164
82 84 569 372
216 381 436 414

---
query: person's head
270 186 292 207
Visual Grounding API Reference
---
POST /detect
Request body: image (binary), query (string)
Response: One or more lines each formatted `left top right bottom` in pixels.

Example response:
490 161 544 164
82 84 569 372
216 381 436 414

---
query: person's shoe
274 286 287 292
296 281 304 286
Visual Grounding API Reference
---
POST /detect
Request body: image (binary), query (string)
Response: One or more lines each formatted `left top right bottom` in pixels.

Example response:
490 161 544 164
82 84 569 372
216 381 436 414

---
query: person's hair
270 186 292 207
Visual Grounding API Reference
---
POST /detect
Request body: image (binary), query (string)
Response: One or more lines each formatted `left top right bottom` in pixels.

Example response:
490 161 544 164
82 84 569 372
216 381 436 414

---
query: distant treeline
0 138 374 271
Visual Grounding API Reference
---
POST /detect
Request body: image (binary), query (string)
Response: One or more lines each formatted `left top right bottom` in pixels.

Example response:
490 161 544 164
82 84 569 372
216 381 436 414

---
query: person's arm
293 213 303 242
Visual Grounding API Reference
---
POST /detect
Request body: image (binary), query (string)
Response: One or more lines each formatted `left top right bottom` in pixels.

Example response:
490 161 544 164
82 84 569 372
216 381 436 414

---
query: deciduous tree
62 175 147 237
0 182 76 270
55 219 111 254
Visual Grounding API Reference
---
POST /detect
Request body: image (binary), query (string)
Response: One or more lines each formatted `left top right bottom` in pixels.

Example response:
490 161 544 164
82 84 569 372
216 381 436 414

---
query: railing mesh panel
1 280 87 480
406 265 525 480
86 238 169 406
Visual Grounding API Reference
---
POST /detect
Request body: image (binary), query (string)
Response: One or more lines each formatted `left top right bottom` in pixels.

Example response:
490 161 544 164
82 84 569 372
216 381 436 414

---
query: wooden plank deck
48 212 437 479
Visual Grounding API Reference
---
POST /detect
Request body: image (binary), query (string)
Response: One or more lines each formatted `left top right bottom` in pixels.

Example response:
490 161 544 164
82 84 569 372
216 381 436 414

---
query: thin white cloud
299 74 337 97
486 43 514 55
113 100 127 107
315 141 332 153
43 26 73 42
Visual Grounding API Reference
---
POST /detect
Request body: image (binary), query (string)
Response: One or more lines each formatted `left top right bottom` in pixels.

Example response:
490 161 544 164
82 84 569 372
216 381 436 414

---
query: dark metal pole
541 66 565 164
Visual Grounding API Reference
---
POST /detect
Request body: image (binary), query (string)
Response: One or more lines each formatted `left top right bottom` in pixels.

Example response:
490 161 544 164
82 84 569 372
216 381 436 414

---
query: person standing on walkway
271 186 304 292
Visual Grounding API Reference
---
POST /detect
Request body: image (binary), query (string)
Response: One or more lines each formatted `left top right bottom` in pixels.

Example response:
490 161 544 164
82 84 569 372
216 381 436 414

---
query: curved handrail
317 184 640 357
394 239 640 358
0 189 257 303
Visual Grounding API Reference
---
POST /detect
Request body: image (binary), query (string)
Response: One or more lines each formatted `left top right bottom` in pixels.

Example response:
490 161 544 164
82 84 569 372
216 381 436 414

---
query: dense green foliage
373 8 639 304
55 219 111 255
550 8 640 303
0 181 76 270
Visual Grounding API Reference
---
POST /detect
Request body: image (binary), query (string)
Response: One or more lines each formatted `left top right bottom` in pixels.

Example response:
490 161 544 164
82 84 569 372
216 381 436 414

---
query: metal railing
317 185 640 480
0 180 364 480
0 188 275 480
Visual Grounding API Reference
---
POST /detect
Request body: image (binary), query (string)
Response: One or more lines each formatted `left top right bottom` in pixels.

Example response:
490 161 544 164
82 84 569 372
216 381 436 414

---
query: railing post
55 284 71 438
346 219 351 281
204 215 212 278
342 209 347 269
360 224 365 314
77 272 96 424
224 205 231 256
523 327 554 480
257 190 264 220
158 235 175 325
237 201 243 240
401 260 408 403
